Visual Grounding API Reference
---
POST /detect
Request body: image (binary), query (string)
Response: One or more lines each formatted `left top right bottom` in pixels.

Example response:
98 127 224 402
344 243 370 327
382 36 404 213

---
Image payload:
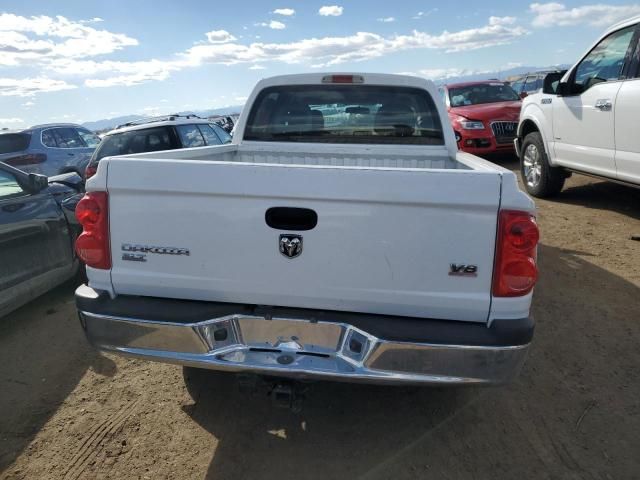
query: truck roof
103 115 213 136
251 72 436 90
608 14 640 32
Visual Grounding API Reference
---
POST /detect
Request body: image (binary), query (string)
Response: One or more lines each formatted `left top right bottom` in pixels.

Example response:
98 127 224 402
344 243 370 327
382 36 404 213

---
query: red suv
441 81 522 155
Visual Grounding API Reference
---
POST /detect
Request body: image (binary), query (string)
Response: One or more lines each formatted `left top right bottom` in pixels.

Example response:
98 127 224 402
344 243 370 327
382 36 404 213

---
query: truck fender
517 102 556 167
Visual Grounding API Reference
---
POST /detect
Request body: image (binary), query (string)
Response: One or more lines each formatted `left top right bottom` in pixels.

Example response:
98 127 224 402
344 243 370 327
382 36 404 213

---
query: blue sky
1 0 639 127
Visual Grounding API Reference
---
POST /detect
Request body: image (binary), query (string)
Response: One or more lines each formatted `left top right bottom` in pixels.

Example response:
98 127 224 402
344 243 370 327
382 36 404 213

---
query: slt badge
279 234 303 259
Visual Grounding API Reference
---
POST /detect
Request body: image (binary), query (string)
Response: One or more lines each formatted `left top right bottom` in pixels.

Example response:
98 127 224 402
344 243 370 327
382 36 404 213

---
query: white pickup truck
516 15 640 197
75 73 538 386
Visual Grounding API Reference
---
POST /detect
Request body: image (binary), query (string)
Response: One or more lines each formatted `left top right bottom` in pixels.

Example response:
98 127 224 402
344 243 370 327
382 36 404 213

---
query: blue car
0 124 101 178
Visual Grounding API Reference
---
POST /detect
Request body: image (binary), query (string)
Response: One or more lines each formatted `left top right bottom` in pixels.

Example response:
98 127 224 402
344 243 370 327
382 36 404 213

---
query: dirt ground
1 157 639 480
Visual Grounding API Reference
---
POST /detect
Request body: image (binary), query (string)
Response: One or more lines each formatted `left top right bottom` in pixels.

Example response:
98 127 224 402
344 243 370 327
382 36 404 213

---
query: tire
520 132 565 198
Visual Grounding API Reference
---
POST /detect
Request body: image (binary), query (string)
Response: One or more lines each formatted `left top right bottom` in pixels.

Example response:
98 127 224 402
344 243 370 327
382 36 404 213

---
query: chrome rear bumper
78 293 530 386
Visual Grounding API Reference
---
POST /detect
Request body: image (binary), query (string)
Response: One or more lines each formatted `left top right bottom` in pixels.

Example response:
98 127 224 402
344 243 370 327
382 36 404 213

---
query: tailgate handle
265 207 318 231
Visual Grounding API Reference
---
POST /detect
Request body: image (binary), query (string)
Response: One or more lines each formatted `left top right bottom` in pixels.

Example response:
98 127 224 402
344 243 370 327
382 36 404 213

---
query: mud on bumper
76 285 534 386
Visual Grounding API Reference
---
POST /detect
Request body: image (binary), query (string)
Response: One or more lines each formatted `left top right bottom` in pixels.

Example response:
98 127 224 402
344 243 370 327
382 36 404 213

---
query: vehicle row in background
209 114 239 134
509 69 566 99
440 81 521 156
0 161 84 317
0 124 101 177
84 114 232 178
516 15 640 197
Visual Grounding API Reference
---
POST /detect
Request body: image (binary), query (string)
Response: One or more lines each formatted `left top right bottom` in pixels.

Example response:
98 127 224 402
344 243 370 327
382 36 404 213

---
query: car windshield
0 133 30 154
244 84 444 145
448 83 520 107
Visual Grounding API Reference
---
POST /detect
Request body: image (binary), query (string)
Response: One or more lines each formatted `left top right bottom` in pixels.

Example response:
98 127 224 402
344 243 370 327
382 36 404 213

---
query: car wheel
520 132 565 198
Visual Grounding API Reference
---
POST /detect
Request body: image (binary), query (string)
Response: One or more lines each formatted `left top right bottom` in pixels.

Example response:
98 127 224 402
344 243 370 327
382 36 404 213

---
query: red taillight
84 164 97 179
4 153 46 166
493 210 539 297
75 192 110 269
321 75 364 84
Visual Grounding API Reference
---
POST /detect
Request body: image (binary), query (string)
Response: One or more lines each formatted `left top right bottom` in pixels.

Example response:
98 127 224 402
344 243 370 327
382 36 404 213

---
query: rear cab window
0 133 31 154
244 85 444 145
93 127 176 161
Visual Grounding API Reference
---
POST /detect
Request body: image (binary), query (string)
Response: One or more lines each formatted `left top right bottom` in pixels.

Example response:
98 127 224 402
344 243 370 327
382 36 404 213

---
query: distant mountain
83 105 243 132
425 65 570 86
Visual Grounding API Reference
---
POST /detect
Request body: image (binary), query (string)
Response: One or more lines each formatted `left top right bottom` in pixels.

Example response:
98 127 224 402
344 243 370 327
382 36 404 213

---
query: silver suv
85 115 232 179
0 123 101 177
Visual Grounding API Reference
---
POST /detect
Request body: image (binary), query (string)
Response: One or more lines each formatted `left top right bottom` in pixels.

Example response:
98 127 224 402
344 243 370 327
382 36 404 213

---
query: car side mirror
543 72 566 94
27 173 49 193
519 92 528 99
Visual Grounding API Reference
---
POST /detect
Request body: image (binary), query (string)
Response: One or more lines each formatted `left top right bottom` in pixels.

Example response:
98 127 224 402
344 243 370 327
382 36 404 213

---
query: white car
516 16 640 197
74 73 538 388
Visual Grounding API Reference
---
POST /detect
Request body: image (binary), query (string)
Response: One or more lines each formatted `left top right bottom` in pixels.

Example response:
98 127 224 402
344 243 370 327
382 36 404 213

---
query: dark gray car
0 124 101 178
0 161 84 318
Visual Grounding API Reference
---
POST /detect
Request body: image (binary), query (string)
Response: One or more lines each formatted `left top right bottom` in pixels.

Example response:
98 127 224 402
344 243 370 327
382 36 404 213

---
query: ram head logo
279 234 303 259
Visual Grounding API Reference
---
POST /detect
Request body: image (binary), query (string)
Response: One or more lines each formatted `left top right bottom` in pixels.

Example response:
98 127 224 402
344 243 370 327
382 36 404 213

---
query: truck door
613 25 640 184
552 24 636 178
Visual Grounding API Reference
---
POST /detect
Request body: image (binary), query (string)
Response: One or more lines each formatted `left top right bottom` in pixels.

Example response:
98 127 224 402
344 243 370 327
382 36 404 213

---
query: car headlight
460 120 484 130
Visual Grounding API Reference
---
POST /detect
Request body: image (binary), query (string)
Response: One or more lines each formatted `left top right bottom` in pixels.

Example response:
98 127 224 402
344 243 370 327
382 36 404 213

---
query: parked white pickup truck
75 73 538 386
516 16 640 197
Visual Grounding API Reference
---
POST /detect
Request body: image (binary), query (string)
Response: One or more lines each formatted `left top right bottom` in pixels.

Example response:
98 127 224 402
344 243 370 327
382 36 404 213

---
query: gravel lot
1 157 639 480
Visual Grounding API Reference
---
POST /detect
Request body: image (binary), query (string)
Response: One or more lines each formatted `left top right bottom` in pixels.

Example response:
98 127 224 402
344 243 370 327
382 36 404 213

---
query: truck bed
122 143 481 170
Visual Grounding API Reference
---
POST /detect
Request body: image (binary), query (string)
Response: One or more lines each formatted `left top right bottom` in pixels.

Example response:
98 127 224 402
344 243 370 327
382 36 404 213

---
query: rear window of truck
244 85 444 145
0 133 31 154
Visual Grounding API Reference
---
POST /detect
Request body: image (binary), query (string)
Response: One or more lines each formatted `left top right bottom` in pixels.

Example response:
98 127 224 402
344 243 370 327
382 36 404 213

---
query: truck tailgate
105 159 501 322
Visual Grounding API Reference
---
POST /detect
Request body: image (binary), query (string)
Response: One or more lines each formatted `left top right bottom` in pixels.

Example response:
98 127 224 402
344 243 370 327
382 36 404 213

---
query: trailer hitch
236 374 307 412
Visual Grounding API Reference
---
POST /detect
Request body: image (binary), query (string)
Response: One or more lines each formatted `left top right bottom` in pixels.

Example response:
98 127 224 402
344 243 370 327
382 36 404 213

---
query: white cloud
530 2 640 28
249 64 266 70
49 58 184 87
0 77 76 96
413 8 438 20
319 5 344 17
22 100 35 107
401 62 526 81
273 8 295 16
6 15 525 90
205 30 237 43
0 117 24 124
377 17 396 23
256 20 286 30
0 14 137 66
184 16 527 69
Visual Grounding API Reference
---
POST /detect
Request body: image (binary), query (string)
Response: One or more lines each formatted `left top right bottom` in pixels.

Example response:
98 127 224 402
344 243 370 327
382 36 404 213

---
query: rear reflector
4 153 46 167
322 75 364 84
492 210 539 297
75 192 110 269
